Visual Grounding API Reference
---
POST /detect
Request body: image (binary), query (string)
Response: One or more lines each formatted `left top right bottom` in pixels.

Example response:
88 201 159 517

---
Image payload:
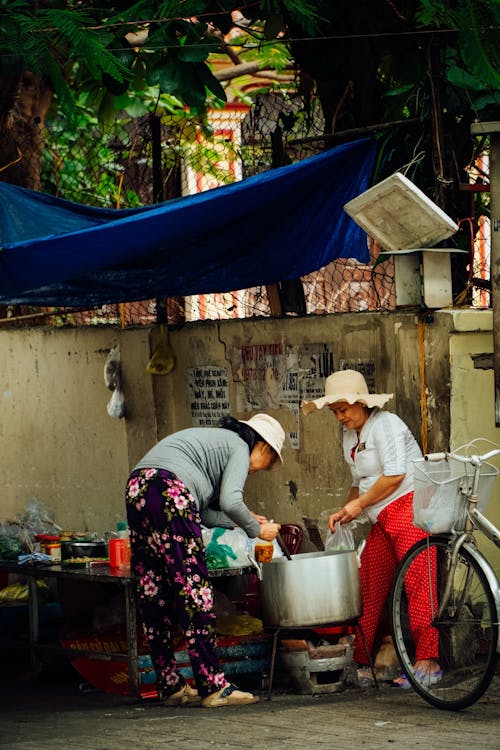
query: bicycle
389 438 500 710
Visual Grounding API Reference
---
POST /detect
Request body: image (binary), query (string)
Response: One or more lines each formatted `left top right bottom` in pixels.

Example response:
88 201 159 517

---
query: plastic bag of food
215 613 264 636
0 535 23 560
0 582 29 602
204 527 239 569
325 522 355 551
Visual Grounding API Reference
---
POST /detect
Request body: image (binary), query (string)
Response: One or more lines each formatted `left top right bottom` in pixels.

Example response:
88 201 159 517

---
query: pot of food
260 549 361 627
61 539 107 564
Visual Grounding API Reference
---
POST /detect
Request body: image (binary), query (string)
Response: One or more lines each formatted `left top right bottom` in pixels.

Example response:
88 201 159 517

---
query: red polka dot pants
353 492 439 665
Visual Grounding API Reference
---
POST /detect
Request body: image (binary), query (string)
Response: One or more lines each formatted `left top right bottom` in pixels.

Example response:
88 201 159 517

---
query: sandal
201 683 259 708
163 682 200 706
393 667 443 689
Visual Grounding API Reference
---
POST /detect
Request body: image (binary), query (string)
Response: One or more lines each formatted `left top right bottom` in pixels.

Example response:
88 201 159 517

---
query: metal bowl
61 540 107 561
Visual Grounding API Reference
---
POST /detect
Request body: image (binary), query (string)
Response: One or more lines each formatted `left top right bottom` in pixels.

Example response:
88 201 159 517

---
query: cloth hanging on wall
0 137 376 307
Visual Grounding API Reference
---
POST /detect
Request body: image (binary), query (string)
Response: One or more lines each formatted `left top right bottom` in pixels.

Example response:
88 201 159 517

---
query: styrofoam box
344 172 458 252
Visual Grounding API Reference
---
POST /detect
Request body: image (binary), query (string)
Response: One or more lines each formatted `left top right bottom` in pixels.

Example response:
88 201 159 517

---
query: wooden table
0 560 252 696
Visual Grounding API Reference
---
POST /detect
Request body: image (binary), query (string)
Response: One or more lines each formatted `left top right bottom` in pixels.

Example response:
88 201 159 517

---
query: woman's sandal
163 682 201 706
393 667 443 689
201 683 259 708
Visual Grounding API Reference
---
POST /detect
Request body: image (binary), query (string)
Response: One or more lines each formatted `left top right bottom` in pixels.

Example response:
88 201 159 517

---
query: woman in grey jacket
125 413 284 708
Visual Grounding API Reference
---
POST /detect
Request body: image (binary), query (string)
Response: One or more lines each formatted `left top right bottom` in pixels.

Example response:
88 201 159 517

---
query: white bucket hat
239 413 285 464
301 369 393 415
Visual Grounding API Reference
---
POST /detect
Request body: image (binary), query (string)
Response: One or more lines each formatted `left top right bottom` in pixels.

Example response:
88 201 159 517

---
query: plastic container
115 522 131 566
35 534 61 561
412 457 499 533
108 538 126 568
254 541 274 563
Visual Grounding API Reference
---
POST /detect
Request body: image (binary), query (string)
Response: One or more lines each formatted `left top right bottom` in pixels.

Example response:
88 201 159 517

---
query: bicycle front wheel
390 535 498 710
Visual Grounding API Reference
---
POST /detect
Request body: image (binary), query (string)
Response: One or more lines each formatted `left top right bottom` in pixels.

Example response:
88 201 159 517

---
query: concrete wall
1 309 499 576
0 327 130 534
439 309 500 573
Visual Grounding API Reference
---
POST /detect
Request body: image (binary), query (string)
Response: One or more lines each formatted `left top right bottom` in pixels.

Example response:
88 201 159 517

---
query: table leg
27 575 41 675
124 581 139 696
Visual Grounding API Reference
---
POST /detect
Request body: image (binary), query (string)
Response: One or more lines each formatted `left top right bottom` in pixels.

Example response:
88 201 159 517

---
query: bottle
116 521 131 567
108 538 126 568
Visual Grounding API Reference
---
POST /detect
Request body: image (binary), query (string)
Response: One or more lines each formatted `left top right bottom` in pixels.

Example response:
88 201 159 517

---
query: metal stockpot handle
247 553 263 580
356 539 366 566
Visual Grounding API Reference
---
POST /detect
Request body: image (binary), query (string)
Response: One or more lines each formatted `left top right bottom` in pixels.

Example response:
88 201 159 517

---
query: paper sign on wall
189 366 230 426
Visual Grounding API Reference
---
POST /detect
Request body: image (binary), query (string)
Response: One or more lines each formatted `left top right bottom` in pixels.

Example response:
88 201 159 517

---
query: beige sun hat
301 369 393 415
239 413 285 464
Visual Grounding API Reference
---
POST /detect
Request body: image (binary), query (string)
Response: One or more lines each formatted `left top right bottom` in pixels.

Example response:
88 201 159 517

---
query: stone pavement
0 661 499 750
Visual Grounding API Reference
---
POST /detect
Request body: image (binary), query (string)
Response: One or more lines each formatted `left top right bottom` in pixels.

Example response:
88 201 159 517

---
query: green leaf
97 91 117 127
177 44 210 63
457 2 500 89
102 72 129 96
384 84 415 98
446 63 487 90
195 62 227 102
122 98 149 118
157 58 183 94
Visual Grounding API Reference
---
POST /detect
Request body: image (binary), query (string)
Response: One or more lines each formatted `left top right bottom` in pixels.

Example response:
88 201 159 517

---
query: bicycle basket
412 457 499 533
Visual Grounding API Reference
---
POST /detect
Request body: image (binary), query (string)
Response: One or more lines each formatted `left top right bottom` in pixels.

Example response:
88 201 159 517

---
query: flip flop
393 668 443 689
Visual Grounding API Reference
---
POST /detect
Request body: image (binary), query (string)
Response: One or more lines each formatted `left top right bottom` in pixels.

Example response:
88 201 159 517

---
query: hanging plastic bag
325 522 356 551
146 325 175 375
104 344 125 418
104 345 121 390
107 387 125 419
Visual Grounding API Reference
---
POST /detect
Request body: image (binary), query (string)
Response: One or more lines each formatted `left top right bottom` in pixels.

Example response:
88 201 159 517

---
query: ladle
276 531 292 561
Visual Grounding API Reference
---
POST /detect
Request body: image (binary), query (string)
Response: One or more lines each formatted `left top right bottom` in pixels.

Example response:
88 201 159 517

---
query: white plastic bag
104 345 121 390
325 522 355 551
107 387 125 419
202 526 283 570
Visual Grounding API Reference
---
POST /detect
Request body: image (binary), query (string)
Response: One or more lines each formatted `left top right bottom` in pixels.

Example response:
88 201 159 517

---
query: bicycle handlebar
424 447 500 464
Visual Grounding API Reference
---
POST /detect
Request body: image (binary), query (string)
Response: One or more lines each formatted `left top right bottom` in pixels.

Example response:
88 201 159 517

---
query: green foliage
40 102 142 207
260 0 322 35
416 0 500 89
456 0 500 89
416 0 458 25
0 1 321 126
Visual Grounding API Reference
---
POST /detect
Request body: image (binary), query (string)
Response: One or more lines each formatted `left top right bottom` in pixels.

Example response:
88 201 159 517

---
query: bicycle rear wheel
390 535 498 710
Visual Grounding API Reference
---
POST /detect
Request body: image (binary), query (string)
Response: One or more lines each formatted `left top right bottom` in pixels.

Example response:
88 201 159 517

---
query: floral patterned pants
125 468 227 698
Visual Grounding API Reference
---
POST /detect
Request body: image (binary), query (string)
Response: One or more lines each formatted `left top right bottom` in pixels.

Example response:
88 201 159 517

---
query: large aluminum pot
260 549 361 627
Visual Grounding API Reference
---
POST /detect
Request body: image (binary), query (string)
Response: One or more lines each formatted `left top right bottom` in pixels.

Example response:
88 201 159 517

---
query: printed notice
189 366 230 426
234 342 291 410
298 343 335 402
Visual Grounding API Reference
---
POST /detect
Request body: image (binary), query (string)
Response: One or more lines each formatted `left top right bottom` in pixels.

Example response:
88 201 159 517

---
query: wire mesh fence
0 90 418 329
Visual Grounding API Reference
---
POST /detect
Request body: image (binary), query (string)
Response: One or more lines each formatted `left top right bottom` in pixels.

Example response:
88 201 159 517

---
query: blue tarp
0 138 376 307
